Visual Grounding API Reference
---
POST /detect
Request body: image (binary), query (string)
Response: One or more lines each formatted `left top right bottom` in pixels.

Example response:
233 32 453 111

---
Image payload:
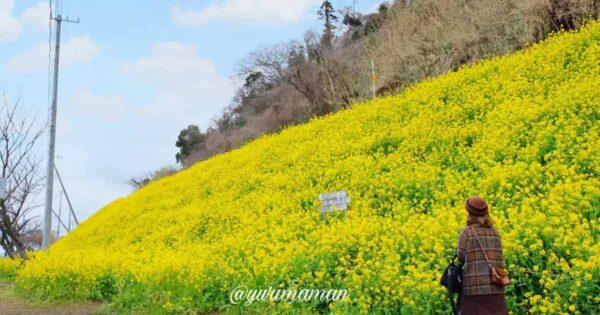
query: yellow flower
14 21 600 315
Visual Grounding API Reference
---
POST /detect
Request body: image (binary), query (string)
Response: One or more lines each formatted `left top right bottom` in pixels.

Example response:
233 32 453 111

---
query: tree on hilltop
176 125 205 164
318 1 338 49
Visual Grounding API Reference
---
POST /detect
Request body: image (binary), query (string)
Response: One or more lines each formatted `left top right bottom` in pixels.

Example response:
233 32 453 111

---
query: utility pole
42 14 79 250
370 59 377 99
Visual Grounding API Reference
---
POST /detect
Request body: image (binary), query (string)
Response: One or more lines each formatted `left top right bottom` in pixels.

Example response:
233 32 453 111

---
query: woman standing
457 196 508 315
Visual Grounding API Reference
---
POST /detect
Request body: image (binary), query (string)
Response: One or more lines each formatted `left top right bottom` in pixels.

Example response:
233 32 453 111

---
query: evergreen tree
318 1 338 48
175 125 204 164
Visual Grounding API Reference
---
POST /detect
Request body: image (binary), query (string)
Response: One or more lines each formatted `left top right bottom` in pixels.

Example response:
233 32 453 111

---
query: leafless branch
0 92 45 259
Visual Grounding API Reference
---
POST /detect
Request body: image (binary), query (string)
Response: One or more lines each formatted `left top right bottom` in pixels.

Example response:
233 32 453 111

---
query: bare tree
128 166 179 191
0 93 45 260
238 43 291 84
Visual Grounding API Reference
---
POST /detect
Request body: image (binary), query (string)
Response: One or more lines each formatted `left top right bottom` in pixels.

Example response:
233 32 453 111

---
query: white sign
0 177 6 200
318 190 350 219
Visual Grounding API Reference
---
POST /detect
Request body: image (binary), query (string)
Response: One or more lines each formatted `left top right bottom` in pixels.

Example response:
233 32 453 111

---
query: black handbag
440 253 463 315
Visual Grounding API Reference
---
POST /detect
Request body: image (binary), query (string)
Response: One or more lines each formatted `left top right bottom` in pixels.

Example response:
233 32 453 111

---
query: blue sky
0 0 382 224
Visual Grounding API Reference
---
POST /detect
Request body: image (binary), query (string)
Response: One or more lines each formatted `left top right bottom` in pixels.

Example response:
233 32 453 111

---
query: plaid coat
457 225 505 296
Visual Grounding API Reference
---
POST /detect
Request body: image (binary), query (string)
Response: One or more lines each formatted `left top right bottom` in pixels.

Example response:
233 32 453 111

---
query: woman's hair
467 213 494 228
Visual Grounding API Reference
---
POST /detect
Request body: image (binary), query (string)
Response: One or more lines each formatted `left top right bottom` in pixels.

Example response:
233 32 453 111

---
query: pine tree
318 1 338 49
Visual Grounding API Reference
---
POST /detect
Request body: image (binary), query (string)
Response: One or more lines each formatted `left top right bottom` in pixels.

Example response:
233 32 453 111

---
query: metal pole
56 191 63 238
55 165 79 225
371 59 376 99
52 208 69 232
43 14 62 250
67 202 72 232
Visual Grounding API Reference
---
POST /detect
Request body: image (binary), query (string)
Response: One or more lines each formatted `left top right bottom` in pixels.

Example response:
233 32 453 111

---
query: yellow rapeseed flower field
14 22 600 314
0 257 21 281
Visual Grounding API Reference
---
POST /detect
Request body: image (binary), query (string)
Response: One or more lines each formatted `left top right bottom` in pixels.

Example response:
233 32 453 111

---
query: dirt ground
0 282 106 315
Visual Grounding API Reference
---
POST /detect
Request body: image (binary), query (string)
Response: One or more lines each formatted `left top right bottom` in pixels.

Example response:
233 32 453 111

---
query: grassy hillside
176 0 600 167
17 22 600 314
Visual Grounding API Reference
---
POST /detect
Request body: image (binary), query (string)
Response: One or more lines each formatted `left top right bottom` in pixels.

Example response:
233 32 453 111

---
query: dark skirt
461 294 508 315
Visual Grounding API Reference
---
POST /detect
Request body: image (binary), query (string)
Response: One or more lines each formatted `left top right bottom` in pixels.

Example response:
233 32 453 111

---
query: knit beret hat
465 196 488 216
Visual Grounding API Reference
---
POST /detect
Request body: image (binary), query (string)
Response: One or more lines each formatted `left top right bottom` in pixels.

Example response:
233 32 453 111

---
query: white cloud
70 88 126 122
171 0 321 26
0 0 49 42
0 0 22 42
5 36 100 74
121 42 234 127
20 2 50 31
62 36 102 64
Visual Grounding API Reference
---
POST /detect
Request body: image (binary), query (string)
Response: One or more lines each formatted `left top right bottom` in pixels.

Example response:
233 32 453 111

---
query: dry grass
357 0 599 95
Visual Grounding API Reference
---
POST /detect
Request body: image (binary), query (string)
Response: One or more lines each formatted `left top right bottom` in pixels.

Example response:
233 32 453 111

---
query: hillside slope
177 0 600 167
18 23 600 314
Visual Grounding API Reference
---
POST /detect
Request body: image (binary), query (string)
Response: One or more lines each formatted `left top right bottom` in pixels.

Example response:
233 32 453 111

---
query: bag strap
470 227 493 268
